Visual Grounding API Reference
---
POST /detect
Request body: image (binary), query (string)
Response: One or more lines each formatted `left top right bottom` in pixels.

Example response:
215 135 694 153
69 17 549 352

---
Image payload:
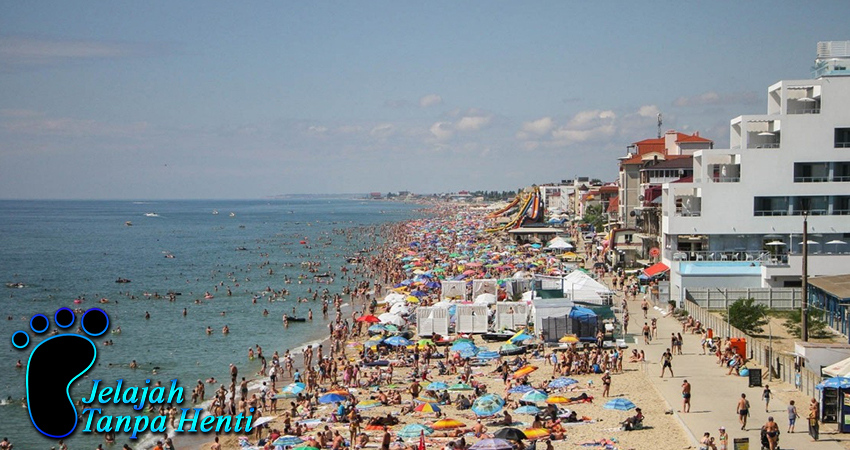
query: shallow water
0 199 417 449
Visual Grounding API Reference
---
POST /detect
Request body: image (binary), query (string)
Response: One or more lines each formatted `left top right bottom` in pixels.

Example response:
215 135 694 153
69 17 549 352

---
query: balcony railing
836 142 850 148
793 176 831 183
710 176 740 183
787 108 820 115
754 209 788 217
675 208 701 217
667 250 773 263
750 143 780 149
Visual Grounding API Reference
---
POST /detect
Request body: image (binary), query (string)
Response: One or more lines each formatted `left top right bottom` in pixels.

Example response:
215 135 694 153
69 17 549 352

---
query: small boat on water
115 278 131 283
144 213 159 217
125 221 133 226
212 210 219 215
283 315 306 323
229 212 236 217
5 282 25 289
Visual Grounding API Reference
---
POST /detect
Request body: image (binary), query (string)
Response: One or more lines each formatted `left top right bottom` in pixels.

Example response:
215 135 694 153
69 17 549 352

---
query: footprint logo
12 307 109 438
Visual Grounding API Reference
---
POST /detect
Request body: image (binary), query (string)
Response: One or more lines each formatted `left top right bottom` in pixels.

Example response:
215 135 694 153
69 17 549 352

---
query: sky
1 1 848 199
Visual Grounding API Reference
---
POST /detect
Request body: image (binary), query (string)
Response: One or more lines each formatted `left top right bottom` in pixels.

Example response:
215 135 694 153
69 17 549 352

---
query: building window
754 196 788 216
836 128 850 148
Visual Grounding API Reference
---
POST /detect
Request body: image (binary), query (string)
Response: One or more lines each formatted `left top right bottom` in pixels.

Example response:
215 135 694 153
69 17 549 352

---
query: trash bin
730 337 747 358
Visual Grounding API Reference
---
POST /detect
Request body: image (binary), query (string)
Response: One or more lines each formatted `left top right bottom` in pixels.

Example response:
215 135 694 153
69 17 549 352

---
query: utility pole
802 211 809 342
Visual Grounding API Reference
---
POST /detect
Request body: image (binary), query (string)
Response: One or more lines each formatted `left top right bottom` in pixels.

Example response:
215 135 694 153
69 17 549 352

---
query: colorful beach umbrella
447 383 474 391
425 381 448 391
451 341 476 352
603 398 636 411
521 390 548 403
472 394 505 417
469 439 514 450
545 396 570 404
559 334 579 343
318 393 347 404
477 350 499 360
523 428 550 440
357 315 381 323
414 402 441 413
356 400 382 410
432 418 466 430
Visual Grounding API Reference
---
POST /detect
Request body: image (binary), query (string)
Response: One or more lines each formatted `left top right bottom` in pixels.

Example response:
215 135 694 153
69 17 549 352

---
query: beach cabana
531 298 599 343
495 302 528 331
456 304 488 334
416 306 449 337
441 280 468 301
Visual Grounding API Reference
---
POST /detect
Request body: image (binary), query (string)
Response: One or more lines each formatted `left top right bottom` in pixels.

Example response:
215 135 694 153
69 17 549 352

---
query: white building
662 41 850 300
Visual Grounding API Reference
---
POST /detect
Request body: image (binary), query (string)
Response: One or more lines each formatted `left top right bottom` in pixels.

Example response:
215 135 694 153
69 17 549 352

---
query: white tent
561 271 613 305
378 313 405 326
381 292 407 305
473 293 497 305
547 237 574 250
823 356 850 377
389 303 410 315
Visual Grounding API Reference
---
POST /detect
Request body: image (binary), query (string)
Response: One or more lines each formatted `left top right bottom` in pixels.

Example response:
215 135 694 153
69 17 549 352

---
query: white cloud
429 122 454 141
455 115 491 132
566 110 616 130
419 94 443 108
307 125 328 134
520 117 554 136
369 123 394 138
336 125 363 134
637 105 660 118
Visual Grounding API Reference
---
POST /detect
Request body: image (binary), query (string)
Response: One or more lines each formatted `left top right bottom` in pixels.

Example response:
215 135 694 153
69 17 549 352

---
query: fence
685 288 802 310
682 300 822 399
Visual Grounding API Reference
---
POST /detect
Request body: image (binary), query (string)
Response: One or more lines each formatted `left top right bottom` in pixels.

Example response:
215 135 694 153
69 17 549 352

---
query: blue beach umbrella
397 424 434 439
383 336 413 347
548 377 579 389
508 385 534 394
469 439 514 450
459 348 479 359
513 405 542 415
273 436 304 447
477 350 499 360
521 390 549 403
368 324 386 333
425 381 449 391
816 377 850 390
472 394 505 417
603 398 636 411
319 393 347 404
281 382 305 394
451 341 476 352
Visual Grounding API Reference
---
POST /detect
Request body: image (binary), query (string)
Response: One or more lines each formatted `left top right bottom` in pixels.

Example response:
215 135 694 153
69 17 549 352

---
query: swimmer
222 325 229 334
144 311 151 320
206 326 213 335
129 360 138 369
182 308 187 317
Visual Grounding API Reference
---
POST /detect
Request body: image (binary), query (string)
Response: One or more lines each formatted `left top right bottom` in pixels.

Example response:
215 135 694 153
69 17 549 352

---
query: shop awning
643 262 669 278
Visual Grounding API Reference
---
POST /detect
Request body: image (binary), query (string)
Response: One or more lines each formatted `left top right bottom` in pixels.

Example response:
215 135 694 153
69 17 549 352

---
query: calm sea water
0 199 417 450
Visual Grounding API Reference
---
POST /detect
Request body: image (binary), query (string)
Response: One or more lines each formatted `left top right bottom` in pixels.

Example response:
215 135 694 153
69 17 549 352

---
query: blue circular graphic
81 308 109 336
30 314 49 334
54 308 75 328
12 330 29 349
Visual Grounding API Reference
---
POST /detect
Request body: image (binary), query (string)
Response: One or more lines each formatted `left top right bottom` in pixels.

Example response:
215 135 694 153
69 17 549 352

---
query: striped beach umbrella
548 377 578 389
414 402 441 413
356 400 382 410
603 398 636 410
523 428 550 440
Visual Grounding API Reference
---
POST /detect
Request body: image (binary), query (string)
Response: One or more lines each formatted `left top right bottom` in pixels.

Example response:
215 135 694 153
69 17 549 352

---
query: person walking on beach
737 393 750 430
762 385 772 412
787 399 799 433
643 323 650 344
717 427 728 450
660 348 674 378
602 370 611 397
381 426 391 450
763 416 779 450
682 379 691 413
641 298 649 318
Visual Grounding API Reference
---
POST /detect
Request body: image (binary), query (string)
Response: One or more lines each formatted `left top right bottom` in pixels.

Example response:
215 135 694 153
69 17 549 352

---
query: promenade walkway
630 297 846 450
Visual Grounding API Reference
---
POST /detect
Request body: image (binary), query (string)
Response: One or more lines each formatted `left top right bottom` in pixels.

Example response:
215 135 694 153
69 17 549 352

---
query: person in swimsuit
737 393 750 430
682 379 691 413
763 416 779 450
660 349 674 378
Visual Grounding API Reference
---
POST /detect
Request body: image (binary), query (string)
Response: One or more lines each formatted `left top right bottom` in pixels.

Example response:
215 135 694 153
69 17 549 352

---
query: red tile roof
607 196 619 213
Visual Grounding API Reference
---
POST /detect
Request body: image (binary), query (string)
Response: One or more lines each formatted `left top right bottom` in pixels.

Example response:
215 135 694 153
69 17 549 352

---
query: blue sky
1 1 848 199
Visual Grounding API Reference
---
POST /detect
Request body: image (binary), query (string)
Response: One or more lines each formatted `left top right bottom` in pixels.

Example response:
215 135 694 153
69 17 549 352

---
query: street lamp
761 310 774 381
802 210 809 341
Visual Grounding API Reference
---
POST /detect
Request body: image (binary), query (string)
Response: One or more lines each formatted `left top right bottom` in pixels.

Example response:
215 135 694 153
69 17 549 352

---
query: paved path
630 299 845 450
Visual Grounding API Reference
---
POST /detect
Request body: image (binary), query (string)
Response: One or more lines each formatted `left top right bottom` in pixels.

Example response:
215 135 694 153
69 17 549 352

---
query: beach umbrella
499 343 524 355
357 315 381 323
356 400 382 410
414 402 441 413
816 377 850 390
447 383 474 391
390 304 410 315
280 382 306 395
477 351 499 360
425 381 448 391
451 341 477 352
472 394 505 416
545 396 570 404
827 239 848 253
398 424 433 439
273 436 304 447
432 419 466 430
469 439 514 450
494 428 527 441
603 398 636 410
318 393 347 404
384 336 413 347
378 313 405 326
548 377 578 389
512 365 538 379
459 348 479 359
559 334 579 343
417 394 440 403
508 385 534 394
513 405 541 415
368 324 387 333
417 339 435 347
523 428 550 440
520 390 548 403
252 416 277 427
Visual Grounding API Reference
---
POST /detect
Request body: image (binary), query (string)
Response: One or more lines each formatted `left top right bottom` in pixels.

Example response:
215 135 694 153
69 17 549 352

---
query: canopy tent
823 356 850 378
561 271 613 304
546 237 574 250
531 298 599 343
642 262 670 278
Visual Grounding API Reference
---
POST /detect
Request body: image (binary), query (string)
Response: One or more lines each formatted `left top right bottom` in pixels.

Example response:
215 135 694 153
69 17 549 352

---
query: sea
0 199 419 450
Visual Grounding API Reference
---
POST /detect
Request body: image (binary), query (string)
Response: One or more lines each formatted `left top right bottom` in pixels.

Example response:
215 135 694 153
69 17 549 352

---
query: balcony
707 163 740 183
